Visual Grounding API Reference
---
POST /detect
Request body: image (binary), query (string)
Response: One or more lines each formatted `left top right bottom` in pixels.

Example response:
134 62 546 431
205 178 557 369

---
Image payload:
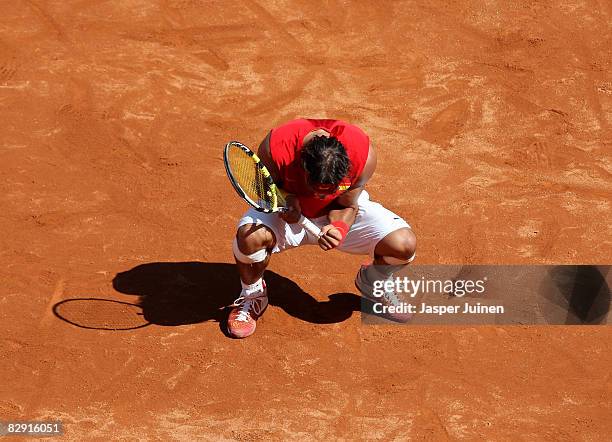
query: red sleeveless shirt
269 119 370 218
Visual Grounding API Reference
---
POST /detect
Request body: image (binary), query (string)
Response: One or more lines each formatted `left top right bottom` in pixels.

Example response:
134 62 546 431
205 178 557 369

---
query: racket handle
298 215 322 238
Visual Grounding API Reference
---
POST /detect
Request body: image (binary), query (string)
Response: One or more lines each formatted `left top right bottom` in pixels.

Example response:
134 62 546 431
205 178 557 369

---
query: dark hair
300 136 350 186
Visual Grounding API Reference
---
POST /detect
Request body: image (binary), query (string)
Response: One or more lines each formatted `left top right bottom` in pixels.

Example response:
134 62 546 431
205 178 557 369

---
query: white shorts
237 191 411 257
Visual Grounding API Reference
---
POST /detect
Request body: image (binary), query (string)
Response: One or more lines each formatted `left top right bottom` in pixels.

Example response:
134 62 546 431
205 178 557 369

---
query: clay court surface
1 0 611 439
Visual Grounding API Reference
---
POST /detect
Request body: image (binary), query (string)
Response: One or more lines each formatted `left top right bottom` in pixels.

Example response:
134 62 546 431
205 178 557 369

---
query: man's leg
229 208 316 338
354 228 416 322
357 227 417 299
228 223 276 339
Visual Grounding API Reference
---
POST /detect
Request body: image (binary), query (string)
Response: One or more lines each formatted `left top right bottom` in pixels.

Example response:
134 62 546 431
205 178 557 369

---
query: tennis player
229 118 416 338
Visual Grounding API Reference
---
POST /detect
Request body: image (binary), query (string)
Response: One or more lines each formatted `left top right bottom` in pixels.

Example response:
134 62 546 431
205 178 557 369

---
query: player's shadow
111 262 360 331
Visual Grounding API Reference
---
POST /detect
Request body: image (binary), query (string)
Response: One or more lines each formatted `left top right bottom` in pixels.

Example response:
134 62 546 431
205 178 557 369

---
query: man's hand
318 224 344 251
279 194 302 224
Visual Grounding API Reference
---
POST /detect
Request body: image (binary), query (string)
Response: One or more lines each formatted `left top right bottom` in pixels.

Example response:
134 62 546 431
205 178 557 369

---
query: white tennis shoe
355 265 412 323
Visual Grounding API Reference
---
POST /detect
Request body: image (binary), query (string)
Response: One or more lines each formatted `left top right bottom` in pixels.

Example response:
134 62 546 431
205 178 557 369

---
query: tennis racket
223 141 322 238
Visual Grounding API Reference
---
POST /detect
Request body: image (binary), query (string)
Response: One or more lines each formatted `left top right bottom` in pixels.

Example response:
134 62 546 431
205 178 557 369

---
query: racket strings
227 147 276 210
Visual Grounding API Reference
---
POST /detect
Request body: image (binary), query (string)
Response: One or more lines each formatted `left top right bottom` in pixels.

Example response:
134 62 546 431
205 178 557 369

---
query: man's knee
398 229 417 260
375 228 417 263
236 224 274 255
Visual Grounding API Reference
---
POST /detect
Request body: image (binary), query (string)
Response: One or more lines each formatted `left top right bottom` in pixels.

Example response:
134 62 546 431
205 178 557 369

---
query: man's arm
257 131 303 223
327 142 377 226
319 143 377 250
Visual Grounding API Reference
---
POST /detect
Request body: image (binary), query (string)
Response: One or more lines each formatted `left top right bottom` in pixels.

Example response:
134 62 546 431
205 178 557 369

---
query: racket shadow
53 298 150 331
110 262 360 328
